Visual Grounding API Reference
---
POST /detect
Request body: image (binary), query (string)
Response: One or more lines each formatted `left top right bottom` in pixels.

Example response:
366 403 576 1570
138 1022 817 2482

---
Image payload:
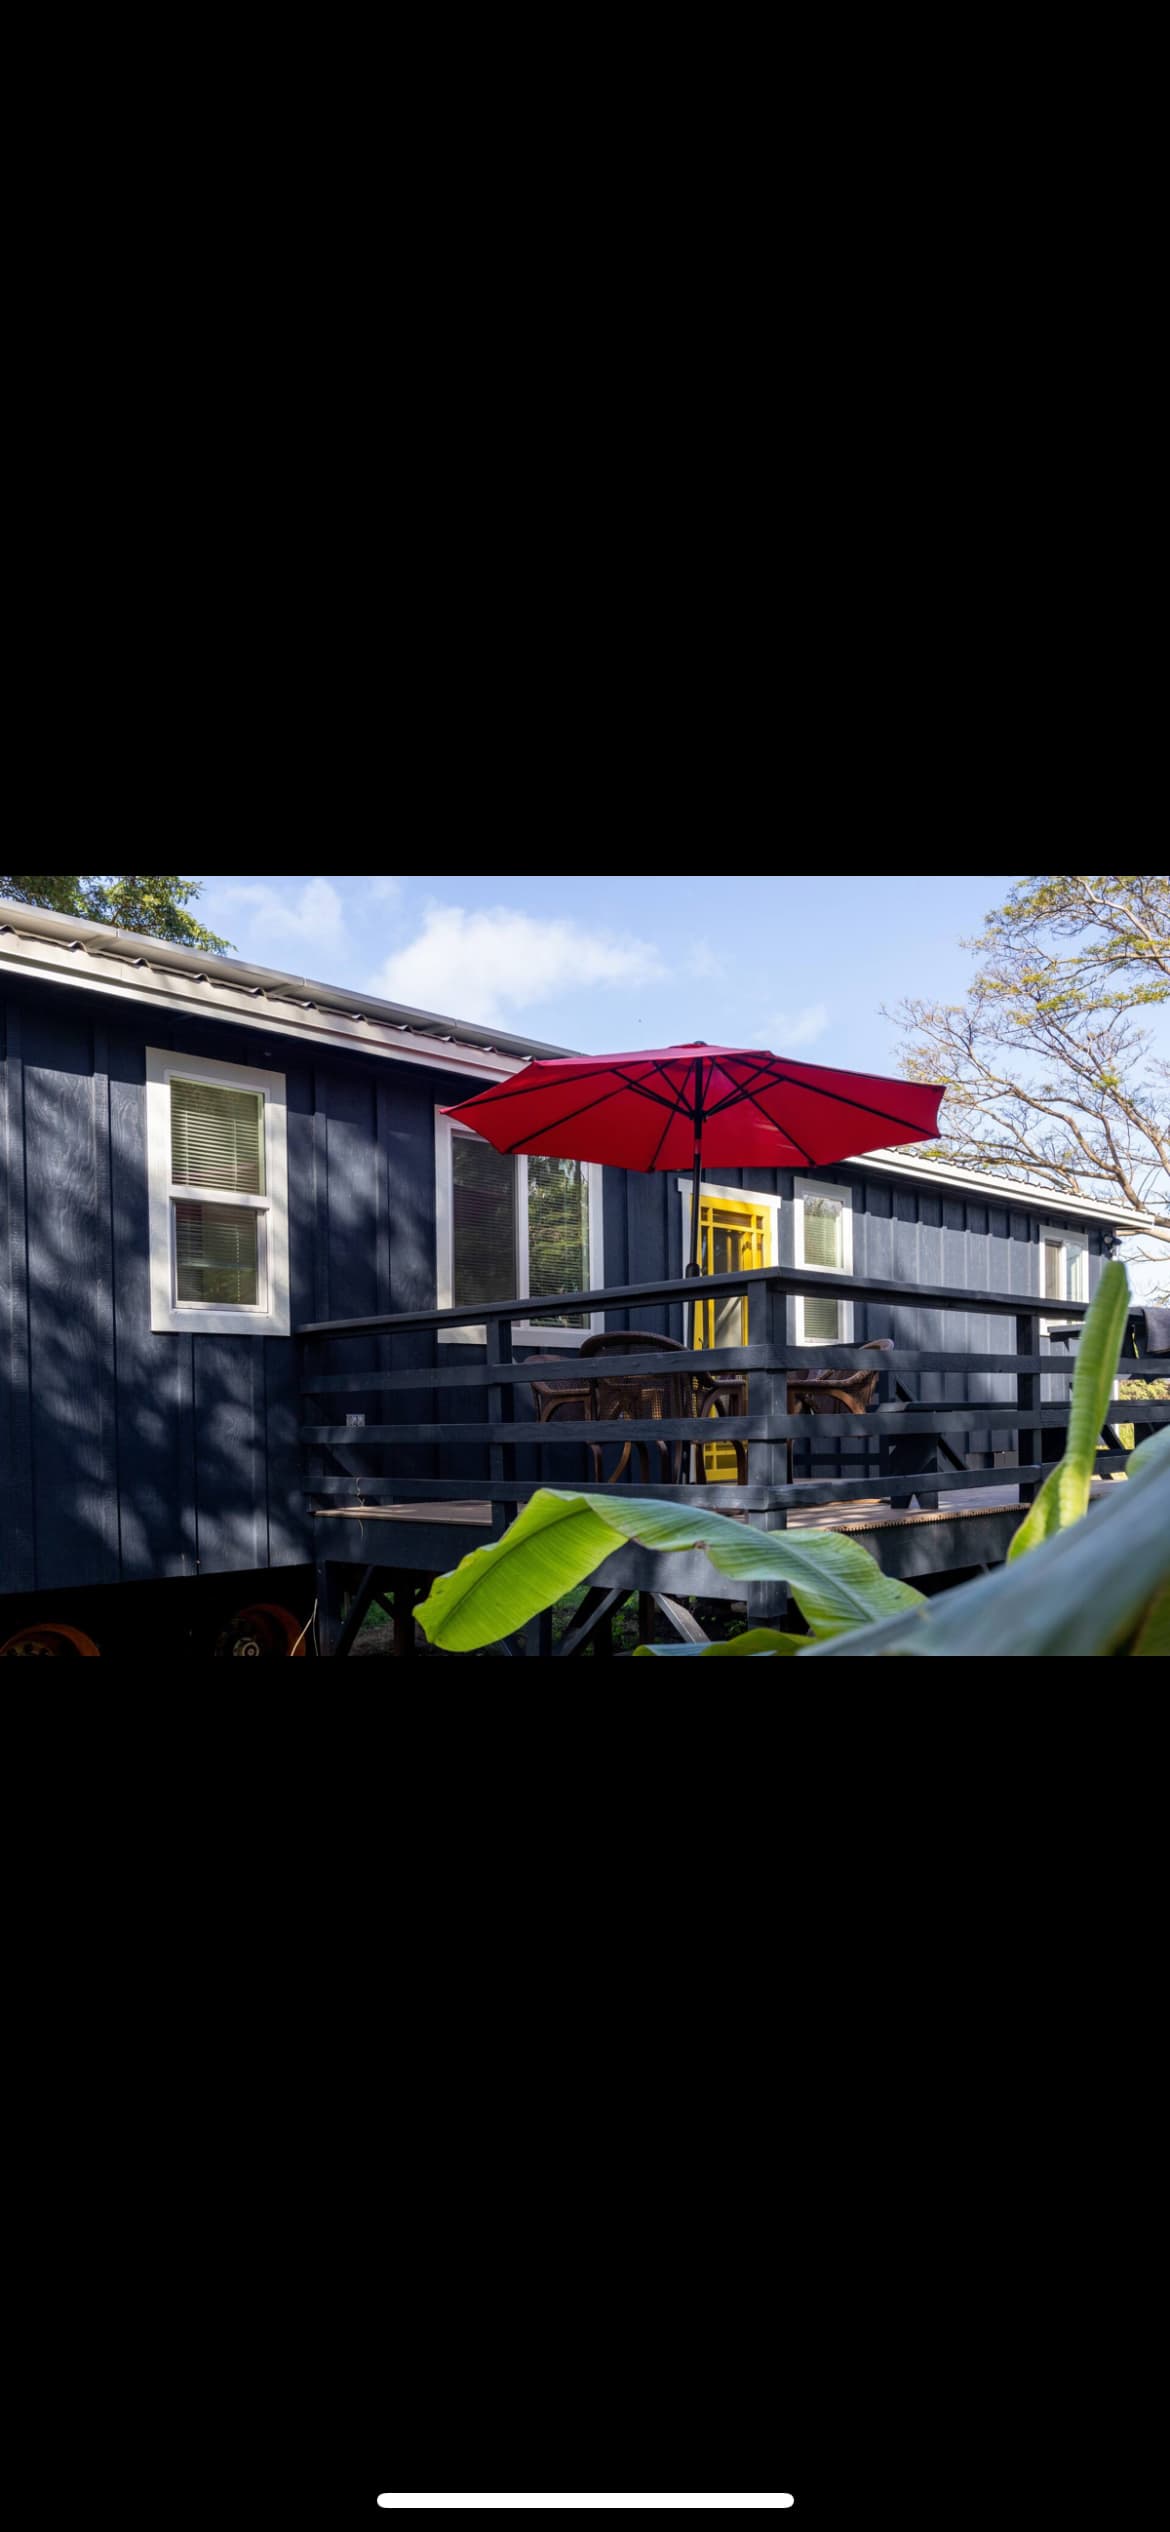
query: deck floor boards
314 1477 1122 1539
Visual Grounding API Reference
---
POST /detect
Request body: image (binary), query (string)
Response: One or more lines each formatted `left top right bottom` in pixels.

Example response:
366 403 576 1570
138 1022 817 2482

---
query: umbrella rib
646 1098 684 1173
727 1079 816 1164
498 1081 631 1153
748 1068 941 1139
607 1068 695 1114
451 1061 683 1117
499 1074 684 1155
636 1058 707 1169
702 1059 789 1119
447 1066 623 1112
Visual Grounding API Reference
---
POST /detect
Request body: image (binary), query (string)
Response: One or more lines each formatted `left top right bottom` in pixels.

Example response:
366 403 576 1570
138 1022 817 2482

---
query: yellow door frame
693 1193 774 1479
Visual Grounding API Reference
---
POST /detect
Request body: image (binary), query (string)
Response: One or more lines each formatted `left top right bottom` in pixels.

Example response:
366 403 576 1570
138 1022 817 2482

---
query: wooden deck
313 1477 1122 1539
299 1262 1153 1620
310 1480 1128 1639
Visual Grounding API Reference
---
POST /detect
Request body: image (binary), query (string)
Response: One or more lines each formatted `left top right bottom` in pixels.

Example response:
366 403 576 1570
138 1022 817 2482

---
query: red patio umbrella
443 1040 945 1289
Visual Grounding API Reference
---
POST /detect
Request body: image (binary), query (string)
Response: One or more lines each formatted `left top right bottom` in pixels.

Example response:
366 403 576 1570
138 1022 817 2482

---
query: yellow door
694 1194 772 1480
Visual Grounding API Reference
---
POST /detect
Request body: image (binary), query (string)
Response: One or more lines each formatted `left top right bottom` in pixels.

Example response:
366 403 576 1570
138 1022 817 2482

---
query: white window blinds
171 1077 265 1193
174 1200 260 1305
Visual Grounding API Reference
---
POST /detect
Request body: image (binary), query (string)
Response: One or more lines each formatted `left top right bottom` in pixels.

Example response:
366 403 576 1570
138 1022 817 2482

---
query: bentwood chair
527 1331 695 1484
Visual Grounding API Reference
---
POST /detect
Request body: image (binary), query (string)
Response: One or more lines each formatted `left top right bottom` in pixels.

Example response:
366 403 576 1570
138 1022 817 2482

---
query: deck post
746 1275 792 1631
1016 1309 1043 1505
388 1569 417 1658
313 1557 348 1657
486 1317 514 1541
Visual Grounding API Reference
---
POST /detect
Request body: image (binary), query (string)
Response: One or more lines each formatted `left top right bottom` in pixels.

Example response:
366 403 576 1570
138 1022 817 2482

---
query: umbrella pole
686 1144 702 1347
684 1060 705 1363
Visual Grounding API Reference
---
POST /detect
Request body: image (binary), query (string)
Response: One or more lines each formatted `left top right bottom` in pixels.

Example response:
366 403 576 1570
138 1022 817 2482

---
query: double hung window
793 1177 854 1344
147 1048 289 1334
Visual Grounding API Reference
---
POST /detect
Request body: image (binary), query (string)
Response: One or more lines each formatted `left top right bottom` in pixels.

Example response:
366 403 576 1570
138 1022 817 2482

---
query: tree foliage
0 875 231 954
890 875 1170 1237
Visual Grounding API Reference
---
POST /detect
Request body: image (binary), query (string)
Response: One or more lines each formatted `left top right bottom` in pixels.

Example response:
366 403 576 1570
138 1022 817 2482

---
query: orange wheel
0 1621 101 1657
214 1601 308 1657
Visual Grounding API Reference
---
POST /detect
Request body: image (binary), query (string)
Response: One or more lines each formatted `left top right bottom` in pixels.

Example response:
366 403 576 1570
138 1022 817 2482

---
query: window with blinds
171 1078 265 1195
1042 1231 1088 1309
147 1049 289 1334
794 1178 854 1344
168 1079 265 1304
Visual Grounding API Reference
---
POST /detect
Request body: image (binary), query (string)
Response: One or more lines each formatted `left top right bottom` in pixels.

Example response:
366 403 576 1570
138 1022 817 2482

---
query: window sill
151 1306 290 1337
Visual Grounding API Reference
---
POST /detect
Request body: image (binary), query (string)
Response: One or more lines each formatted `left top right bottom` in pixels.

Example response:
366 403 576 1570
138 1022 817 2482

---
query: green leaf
803 1438 1170 1656
1125 1425 1170 1487
414 1489 621 1651
541 1492 925 1637
633 1628 810 1657
1130 1579 1170 1657
1008 1262 1131 1559
414 1487 926 1651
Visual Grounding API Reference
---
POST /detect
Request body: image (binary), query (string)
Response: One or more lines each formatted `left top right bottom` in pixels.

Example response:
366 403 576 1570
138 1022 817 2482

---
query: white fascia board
851 1144 1161 1237
0 930 521 1082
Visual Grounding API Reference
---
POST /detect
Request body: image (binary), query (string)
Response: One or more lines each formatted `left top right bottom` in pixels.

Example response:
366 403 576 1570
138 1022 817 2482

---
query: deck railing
297 1263 1169 1533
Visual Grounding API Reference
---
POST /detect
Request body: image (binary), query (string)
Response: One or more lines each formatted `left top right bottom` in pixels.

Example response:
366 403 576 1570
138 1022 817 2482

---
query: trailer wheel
214 1601 308 1658
0 1621 102 1657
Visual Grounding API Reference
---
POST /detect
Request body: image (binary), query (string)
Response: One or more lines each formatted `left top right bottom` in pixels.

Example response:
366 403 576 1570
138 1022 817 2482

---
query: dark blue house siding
598 1159 1106 1472
0 975 494 1597
0 969 1109 1603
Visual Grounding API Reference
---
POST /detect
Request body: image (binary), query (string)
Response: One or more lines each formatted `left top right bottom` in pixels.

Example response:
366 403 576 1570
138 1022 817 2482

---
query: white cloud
369 904 665 1025
751 1002 831 1050
687 943 730 981
368 877 401 903
222 877 348 958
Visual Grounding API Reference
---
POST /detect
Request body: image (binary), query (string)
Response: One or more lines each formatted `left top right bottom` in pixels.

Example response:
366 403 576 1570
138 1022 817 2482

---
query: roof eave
0 897 578 1064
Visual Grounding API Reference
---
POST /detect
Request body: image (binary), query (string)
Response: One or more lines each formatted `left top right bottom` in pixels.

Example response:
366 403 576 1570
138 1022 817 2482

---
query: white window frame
147 1046 290 1336
435 1111 605 1347
792 1176 855 1344
1040 1226 1088 1333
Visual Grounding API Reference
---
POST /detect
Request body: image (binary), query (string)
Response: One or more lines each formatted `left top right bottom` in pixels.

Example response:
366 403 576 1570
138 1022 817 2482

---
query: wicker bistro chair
583 1330 693 1484
528 1331 734 1486
705 1338 897 1488
528 1333 901 1492
784 1340 893 1481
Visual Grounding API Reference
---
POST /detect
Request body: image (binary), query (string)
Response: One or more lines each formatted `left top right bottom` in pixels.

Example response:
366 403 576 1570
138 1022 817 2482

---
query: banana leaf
1008 1261 1130 1559
415 1485 924 1653
633 1628 809 1657
801 1434 1170 1656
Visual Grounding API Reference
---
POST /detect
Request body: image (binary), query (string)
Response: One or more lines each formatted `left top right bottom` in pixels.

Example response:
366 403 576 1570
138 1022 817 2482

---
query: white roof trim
851 1144 1162 1237
0 919 526 1081
0 898 573 1070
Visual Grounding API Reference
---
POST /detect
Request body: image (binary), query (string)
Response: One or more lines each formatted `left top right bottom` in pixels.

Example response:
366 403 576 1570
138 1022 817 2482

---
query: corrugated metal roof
0 897 576 1062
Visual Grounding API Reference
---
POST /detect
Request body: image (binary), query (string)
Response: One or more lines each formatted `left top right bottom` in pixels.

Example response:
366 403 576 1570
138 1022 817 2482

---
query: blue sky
196 871 1025 1071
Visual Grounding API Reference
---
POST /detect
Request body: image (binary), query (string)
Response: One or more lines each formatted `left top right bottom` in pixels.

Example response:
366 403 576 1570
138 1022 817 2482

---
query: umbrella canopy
443 1042 945 1277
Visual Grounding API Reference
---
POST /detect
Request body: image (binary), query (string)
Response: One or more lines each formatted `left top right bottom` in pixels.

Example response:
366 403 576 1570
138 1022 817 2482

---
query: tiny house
0 900 1149 1652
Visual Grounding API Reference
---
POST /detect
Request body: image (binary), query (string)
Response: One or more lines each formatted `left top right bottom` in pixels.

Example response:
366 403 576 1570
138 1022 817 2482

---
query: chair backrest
792 1339 893 1415
800 1370 880 1413
583 1328 692 1422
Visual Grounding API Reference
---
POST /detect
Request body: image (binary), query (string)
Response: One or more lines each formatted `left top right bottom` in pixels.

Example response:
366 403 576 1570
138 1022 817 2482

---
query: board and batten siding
0 976 491 1597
